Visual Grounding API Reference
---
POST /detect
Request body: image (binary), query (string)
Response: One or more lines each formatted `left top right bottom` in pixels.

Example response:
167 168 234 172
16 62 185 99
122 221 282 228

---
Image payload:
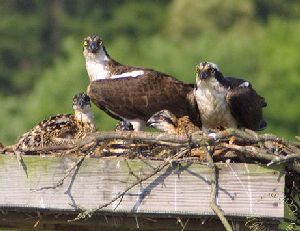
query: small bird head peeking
72 92 91 111
115 120 134 131
72 92 94 123
146 110 177 133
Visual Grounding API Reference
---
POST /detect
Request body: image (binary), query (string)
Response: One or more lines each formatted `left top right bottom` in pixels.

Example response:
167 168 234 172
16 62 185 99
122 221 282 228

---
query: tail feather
258 119 267 131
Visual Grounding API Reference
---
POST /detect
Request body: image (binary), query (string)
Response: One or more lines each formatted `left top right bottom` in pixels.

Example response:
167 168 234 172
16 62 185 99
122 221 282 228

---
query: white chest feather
195 79 237 129
86 61 109 81
85 47 145 81
75 111 94 124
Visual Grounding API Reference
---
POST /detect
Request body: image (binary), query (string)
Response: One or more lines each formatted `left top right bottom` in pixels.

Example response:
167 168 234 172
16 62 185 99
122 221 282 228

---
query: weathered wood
0 155 284 220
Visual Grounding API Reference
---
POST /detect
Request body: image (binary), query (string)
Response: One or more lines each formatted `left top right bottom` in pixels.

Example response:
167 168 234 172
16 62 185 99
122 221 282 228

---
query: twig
69 148 189 222
125 159 141 181
223 143 300 164
13 150 28 178
31 154 86 191
112 159 141 211
205 145 233 231
8 129 300 175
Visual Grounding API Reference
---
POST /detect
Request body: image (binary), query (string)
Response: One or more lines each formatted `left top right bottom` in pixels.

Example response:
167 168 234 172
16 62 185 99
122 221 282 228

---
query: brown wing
226 80 267 131
87 72 201 127
186 90 202 128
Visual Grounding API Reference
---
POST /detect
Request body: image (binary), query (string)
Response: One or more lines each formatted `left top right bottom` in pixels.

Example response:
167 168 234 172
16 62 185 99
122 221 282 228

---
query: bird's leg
129 119 145 131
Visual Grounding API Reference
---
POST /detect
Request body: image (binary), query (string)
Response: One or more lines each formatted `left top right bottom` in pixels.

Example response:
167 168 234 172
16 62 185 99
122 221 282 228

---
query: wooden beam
0 155 284 220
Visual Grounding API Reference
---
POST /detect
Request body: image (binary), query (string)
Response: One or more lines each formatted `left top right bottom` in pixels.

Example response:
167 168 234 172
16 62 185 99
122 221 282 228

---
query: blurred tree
0 0 170 96
255 19 300 138
166 0 255 40
1 0 300 145
253 0 300 22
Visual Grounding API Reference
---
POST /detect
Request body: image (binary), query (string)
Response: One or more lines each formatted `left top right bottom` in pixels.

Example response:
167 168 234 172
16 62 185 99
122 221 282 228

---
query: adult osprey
194 62 267 132
82 35 201 130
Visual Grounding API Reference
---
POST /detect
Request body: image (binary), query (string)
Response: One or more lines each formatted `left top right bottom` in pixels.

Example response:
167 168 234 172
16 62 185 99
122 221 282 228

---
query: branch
8 130 300 174
223 143 300 165
69 148 189 222
31 154 86 191
205 145 233 231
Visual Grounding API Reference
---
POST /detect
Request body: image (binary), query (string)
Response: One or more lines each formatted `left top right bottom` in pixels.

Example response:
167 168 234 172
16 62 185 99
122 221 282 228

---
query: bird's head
115 120 134 131
72 92 91 113
147 110 177 133
82 35 103 56
196 62 221 85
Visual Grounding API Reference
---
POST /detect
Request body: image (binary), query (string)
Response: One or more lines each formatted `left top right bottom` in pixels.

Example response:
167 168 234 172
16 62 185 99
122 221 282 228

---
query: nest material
3 129 300 173
2 129 299 231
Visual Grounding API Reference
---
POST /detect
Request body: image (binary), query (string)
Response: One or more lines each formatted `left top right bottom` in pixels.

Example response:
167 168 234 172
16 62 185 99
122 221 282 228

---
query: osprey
83 35 201 130
147 110 201 136
15 93 96 154
194 62 267 132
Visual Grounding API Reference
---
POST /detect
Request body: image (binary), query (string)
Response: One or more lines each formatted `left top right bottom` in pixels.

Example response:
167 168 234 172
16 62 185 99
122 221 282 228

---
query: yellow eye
97 40 102 45
83 40 88 47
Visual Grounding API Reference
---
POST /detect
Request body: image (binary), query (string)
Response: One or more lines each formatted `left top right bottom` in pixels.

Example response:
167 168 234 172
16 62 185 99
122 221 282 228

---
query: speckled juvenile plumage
147 110 200 136
175 116 201 136
15 93 96 154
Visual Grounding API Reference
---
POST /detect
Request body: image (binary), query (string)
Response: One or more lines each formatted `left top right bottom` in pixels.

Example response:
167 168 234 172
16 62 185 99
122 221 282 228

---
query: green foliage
0 0 300 145
167 0 255 39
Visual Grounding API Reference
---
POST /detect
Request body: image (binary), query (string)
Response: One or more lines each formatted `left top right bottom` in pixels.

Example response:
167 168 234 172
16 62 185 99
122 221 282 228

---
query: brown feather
226 85 266 130
87 73 202 127
175 116 201 136
15 114 96 154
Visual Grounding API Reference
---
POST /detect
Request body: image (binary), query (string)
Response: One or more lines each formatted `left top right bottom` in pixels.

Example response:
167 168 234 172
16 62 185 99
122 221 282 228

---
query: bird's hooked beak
146 117 156 127
199 71 210 79
197 63 212 80
89 41 100 54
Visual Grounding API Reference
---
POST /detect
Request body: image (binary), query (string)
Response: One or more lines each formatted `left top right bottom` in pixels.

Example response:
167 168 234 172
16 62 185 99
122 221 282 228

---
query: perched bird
194 62 267 132
147 110 201 136
15 93 96 154
83 35 201 130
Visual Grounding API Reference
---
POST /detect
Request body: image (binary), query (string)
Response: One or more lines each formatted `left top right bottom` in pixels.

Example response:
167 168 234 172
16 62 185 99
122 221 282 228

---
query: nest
4 129 299 173
2 129 300 231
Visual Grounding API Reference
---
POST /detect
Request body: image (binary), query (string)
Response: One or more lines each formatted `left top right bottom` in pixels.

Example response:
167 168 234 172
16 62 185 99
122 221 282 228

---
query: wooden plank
0 155 284 219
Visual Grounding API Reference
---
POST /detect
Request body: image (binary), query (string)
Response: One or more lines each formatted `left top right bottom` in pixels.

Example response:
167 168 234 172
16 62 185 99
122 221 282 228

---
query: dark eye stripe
164 117 176 126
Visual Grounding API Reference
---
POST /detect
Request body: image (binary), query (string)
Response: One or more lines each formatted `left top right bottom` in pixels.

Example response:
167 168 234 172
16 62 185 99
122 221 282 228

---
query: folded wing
226 77 267 130
87 72 201 127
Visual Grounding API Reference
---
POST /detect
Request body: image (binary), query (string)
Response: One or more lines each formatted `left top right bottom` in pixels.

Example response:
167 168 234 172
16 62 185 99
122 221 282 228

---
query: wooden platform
0 155 285 230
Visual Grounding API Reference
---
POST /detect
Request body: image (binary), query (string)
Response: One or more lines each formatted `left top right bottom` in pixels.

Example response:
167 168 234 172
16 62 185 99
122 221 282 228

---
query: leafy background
0 0 300 145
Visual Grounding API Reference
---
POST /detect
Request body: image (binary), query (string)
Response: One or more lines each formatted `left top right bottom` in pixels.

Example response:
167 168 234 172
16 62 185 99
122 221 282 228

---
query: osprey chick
194 62 267 132
15 93 96 154
83 35 201 130
147 110 200 136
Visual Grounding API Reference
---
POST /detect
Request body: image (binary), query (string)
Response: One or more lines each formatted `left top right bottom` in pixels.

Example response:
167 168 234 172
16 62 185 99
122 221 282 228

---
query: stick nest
4 129 300 173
